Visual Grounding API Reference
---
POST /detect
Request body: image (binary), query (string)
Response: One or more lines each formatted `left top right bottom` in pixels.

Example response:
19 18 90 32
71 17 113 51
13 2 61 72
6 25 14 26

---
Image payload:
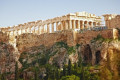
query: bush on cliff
60 75 80 80
56 41 76 55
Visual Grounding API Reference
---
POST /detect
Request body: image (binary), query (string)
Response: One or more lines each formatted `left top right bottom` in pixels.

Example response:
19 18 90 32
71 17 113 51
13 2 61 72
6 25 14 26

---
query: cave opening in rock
95 50 101 64
84 44 92 64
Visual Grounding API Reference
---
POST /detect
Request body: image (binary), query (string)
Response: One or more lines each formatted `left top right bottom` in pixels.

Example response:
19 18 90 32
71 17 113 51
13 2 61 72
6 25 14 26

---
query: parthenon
0 11 102 36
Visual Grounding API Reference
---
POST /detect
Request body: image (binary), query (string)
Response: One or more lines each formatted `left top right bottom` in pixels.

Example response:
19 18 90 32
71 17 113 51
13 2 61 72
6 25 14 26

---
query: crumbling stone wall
76 29 114 44
16 29 116 53
0 32 9 43
16 30 75 53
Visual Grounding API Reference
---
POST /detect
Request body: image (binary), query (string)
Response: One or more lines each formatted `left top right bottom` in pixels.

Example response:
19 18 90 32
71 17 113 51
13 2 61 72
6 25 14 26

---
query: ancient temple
0 11 102 36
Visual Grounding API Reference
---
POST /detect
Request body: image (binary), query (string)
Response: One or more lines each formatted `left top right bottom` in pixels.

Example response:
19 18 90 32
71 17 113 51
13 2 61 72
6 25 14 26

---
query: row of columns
5 20 99 36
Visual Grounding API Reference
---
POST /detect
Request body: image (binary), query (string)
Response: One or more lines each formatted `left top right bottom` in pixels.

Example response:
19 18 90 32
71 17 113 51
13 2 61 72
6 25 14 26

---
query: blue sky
0 0 120 27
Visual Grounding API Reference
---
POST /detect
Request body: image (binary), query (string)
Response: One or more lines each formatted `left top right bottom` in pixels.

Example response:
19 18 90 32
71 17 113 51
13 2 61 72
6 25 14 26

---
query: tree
78 56 82 68
68 59 72 75
34 68 38 80
56 68 60 80
1 74 6 80
63 64 67 76
15 62 18 80
100 67 112 80
60 75 80 80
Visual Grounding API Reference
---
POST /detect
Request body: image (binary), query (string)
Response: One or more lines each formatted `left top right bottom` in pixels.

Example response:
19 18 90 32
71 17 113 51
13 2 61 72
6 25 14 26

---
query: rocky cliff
0 29 120 80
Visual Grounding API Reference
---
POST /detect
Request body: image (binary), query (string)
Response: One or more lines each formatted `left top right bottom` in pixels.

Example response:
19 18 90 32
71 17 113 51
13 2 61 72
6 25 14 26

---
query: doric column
29 27 31 33
91 22 93 28
47 24 50 33
61 21 63 30
25 28 27 33
37 26 40 34
65 20 68 30
56 22 58 31
21 29 22 34
68 20 72 29
72 20 75 29
8 31 10 36
81 21 84 29
12 30 15 36
94 22 96 27
14 30 16 36
86 21 88 29
16 30 18 35
40 26 42 34
33 26 35 33
78 20 80 29
27 27 30 33
42 25 45 34
52 23 54 33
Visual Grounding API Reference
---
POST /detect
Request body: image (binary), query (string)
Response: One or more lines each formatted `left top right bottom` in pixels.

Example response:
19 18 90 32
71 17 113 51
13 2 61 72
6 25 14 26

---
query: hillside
0 29 120 80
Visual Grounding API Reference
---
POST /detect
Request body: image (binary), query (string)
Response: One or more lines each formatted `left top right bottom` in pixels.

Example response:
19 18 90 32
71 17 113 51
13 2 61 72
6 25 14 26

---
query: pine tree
63 64 67 76
34 68 38 80
74 63 78 69
56 68 60 80
1 74 5 80
68 59 72 75
15 62 18 80
78 56 82 68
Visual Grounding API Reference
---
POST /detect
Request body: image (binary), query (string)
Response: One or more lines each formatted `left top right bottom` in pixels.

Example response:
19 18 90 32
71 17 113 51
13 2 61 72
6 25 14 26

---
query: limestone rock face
0 32 21 80
0 43 14 73
0 32 9 43
1 30 120 79
16 30 75 53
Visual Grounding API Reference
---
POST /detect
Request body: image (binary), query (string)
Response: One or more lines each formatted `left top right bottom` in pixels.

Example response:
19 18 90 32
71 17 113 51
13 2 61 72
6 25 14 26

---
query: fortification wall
16 30 75 52
16 29 117 53
76 29 114 44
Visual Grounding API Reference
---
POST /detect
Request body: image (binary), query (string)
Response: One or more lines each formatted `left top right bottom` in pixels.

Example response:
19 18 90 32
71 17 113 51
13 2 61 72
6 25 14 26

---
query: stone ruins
0 11 102 36
0 11 120 37
103 14 120 28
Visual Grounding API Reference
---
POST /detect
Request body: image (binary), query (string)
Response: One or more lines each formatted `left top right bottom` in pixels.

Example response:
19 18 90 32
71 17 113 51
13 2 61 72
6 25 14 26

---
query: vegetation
91 34 113 43
56 41 76 55
15 62 18 80
60 75 80 80
2 41 120 80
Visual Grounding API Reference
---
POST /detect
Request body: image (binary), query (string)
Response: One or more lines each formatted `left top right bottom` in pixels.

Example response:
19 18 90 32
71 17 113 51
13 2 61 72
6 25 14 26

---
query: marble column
72 20 75 29
86 21 88 29
12 30 15 36
61 21 63 30
42 25 45 34
25 28 27 33
52 23 54 33
20 29 22 34
37 26 40 34
56 22 58 31
91 22 93 28
65 20 68 30
82 21 84 29
78 20 80 29
68 20 72 29
29 27 31 33
16 30 18 35
93 22 96 27
47 24 50 33
33 26 35 33
7 31 10 36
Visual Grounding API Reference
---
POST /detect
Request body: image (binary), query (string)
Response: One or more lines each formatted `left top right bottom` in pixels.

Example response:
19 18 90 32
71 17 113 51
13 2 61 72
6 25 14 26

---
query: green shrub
60 75 80 80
